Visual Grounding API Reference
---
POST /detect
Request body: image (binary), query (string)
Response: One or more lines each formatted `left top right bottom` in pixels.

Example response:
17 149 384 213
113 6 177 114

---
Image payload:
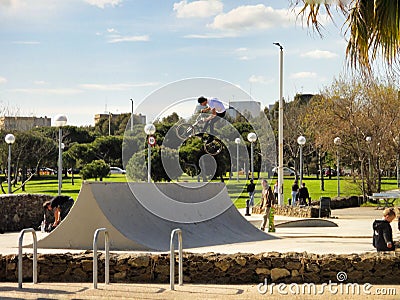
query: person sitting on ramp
43 195 74 232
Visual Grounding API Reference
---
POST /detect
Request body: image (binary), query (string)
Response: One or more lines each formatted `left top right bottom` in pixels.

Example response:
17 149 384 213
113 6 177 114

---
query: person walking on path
291 180 299 206
260 179 275 231
247 179 256 207
373 207 396 251
297 182 311 206
273 180 279 203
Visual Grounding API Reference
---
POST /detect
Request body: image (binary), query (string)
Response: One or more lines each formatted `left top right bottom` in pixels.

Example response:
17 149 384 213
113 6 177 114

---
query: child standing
373 207 396 251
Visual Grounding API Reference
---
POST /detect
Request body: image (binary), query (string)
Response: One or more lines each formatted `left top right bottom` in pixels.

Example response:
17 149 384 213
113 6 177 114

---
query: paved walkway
0 282 399 299
1 207 399 299
1 207 395 255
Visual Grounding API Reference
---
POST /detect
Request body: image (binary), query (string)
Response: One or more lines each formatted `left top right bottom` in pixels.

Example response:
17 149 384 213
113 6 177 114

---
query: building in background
227 100 262 119
94 113 146 125
0 116 51 131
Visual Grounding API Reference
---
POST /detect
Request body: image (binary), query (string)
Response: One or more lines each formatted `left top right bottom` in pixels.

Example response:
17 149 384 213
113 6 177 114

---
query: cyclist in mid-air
197 96 226 143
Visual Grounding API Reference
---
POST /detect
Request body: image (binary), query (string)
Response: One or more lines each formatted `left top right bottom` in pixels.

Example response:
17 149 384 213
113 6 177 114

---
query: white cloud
0 0 63 20
290 72 317 79
235 47 248 52
184 32 237 39
301 49 338 59
107 28 118 33
33 80 47 85
249 75 273 85
79 82 159 91
239 56 249 61
209 4 294 31
107 35 150 43
11 88 83 95
84 0 123 9
12 41 40 45
174 0 223 18
0 77 7 84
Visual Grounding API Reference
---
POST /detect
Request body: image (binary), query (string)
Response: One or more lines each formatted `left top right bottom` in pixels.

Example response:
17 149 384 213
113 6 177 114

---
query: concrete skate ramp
37 182 272 251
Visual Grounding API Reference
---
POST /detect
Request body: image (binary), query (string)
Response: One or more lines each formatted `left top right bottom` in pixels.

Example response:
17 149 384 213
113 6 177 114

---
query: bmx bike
175 114 223 156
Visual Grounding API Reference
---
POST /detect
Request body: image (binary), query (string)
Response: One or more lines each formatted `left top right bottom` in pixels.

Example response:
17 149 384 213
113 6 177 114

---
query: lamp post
235 138 241 181
273 42 284 206
297 135 306 186
394 136 400 188
5 133 15 194
54 114 67 195
366 136 372 180
144 123 156 183
334 137 341 197
130 99 134 132
247 133 257 180
108 112 112 136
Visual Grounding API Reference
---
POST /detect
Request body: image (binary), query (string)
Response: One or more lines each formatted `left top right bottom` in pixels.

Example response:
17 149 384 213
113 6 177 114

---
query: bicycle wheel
204 138 223 156
176 123 195 139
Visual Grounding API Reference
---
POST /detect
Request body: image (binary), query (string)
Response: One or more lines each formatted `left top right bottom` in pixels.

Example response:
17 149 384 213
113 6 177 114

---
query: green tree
91 136 123 166
80 159 110 181
293 0 400 72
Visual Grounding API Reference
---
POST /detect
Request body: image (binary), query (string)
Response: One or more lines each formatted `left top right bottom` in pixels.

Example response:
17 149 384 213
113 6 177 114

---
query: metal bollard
93 228 110 289
170 228 183 290
245 199 251 216
18 228 37 289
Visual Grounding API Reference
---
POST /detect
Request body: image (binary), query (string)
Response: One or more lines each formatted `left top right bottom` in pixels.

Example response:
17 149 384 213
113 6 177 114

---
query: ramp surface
37 182 272 251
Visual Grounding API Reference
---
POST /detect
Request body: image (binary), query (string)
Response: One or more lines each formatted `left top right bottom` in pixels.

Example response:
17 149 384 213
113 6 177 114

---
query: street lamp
144 123 156 183
54 114 67 195
394 136 400 188
130 99 134 132
273 42 284 206
108 112 112 136
247 133 257 180
334 137 341 197
235 138 241 181
5 133 15 194
297 135 306 186
366 136 372 180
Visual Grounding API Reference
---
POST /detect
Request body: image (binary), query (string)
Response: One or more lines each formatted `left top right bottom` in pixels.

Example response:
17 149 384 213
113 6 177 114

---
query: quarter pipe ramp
37 182 272 251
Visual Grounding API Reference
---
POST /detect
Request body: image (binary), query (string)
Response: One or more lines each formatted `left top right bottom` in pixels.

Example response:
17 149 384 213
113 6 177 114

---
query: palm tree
292 0 400 73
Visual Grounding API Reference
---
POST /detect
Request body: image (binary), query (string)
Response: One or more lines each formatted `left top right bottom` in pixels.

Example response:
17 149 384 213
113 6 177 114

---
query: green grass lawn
6 173 399 209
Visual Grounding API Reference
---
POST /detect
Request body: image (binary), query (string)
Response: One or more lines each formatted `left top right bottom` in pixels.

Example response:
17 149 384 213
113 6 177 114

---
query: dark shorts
216 111 226 118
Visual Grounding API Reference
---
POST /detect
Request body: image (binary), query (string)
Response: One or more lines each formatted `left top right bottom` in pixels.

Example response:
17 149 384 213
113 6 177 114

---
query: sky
0 0 349 126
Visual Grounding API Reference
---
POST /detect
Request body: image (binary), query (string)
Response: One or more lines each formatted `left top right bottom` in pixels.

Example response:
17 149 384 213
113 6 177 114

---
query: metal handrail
170 228 183 290
18 228 37 289
93 228 110 289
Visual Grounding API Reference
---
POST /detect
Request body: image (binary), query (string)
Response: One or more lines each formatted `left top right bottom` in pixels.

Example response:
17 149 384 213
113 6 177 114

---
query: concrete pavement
1 206 399 299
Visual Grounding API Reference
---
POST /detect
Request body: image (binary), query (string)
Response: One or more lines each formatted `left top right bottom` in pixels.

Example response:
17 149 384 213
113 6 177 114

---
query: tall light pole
366 136 372 180
144 123 156 183
394 136 400 188
235 138 241 181
273 42 284 206
108 112 112 136
54 114 67 195
130 98 134 132
334 137 341 197
297 136 306 186
247 133 257 180
5 133 15 194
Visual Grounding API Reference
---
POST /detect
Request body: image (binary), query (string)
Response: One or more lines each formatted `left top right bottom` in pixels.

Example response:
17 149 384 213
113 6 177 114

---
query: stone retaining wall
252 206 329 218
1 252 399 284
252 196 361 218
0 194 54 232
